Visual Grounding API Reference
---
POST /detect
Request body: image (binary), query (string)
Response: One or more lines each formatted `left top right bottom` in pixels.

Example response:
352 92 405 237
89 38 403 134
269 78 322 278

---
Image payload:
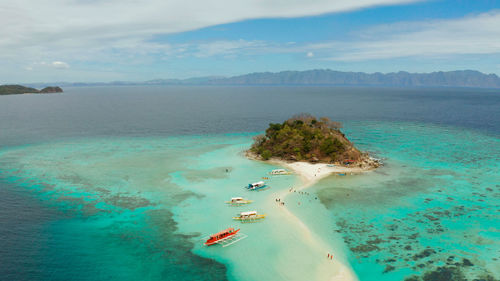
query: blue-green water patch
315 122 500 280
0 136 244 281
1 123 498 281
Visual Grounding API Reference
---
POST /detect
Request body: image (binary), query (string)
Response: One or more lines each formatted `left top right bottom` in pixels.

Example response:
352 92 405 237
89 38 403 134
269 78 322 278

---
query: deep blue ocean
0 86 498 281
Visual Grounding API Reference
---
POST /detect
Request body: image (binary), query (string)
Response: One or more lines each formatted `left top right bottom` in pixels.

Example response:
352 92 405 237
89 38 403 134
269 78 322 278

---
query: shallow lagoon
0 134 351 281
1 123 498 280
0 86 499 280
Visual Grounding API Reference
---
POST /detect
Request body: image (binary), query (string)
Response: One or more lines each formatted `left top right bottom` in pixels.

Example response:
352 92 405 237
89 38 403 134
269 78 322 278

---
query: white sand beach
261 158 378 281
271 160 375 189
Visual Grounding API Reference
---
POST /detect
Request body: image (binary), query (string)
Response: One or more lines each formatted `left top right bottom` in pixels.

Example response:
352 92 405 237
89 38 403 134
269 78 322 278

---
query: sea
0 86 498 281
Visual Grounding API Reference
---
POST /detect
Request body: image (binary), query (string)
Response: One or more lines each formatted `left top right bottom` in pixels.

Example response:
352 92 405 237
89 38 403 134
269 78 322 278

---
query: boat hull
204 229 240 246
225 200 253 205
269 172 292 175
247 185 268 191
233 214 267 222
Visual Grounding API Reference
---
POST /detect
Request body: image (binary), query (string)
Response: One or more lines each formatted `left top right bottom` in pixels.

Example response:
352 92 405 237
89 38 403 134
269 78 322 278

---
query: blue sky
1 0 499 83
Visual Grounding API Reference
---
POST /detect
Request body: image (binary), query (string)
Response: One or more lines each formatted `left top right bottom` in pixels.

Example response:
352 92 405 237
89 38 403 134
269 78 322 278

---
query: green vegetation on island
39 86 63 93
0 85 63 95
250 114 369 164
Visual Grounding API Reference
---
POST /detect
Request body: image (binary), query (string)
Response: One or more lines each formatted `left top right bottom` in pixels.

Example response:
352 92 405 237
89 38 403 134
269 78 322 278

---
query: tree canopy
250 114 362 163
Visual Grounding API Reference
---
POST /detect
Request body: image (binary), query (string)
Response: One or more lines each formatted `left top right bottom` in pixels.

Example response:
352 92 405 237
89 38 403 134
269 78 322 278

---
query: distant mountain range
26 70 500 89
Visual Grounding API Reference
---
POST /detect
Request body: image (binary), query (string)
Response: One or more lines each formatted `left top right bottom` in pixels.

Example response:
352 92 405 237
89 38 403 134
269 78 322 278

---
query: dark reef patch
422 266 466 281
403 266 467 281
383 265 396 273
350 244 379 253
330 194 498 280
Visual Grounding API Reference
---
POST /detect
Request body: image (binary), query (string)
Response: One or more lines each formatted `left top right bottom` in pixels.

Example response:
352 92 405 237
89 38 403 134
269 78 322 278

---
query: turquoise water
0 123 498 280
0 136 234 280
0 134 351 280
1 86 499 280
311 122 500 280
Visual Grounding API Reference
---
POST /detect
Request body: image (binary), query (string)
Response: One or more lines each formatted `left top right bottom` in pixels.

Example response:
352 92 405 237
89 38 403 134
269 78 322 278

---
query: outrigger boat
246 181 267 191
269 169 292 175
225 197 253 205
233 211 266 222
204 227 241 246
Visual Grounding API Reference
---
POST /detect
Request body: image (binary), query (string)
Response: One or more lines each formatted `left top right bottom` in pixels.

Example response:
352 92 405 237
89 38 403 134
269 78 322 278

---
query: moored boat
204 227 240 246
233 211 266 222
269 169 292 175
225 197 253 205
246 181 267 190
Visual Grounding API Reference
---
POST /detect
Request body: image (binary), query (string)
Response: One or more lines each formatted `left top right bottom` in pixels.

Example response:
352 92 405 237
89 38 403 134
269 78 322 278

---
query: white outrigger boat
246 181 268 191
233 211 267 222
225 197 253 205
269 169 292 175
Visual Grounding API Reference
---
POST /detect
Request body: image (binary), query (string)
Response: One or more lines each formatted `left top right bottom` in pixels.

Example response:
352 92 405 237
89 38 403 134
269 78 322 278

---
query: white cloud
147 11 500 62
194 40 267 57
0 0 419 62
173 10 500 61
323 10 500 61
3 0 499 80
224 10 500 62
51 61 70 69
167 11 500 72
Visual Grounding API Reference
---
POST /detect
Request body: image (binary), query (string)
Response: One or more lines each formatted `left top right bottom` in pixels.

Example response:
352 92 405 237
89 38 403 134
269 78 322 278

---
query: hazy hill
207 70 500 88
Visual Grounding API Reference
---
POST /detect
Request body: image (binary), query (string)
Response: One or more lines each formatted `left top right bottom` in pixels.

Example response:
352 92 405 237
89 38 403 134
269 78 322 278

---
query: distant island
27 69 500 89
0 85 63 95
248 114 379 169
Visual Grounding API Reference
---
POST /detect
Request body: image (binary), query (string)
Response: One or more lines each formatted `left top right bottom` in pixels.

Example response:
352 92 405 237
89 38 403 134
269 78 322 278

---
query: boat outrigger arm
215 232 248 247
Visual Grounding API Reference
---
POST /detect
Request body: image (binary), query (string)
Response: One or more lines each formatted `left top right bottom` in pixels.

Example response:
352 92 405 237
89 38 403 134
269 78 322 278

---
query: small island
0 84 63 95
248 114 380 180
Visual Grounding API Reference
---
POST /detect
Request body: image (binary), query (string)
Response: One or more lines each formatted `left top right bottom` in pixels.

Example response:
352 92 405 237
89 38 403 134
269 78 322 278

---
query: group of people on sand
288 188 311 196
289 188 319 200
285 187 319 207
327 253 334 260
275 198 285 206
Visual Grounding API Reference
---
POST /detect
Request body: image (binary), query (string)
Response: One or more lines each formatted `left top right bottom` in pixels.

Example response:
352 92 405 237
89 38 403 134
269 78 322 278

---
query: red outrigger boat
204 227 240 246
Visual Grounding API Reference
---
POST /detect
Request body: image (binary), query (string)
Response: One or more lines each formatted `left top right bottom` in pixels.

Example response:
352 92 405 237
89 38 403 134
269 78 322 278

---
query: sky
1 0 500 83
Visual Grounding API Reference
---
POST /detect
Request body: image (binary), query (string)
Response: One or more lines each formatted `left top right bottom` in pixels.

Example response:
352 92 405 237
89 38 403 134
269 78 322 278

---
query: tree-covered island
0 85 63 95
250 114 378 168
